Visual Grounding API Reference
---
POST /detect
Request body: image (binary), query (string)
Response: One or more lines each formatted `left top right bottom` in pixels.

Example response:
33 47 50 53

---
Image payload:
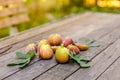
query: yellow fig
75 44 89 51
55 46 69 63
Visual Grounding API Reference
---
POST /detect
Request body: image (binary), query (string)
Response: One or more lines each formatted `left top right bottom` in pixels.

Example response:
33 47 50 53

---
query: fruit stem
60 44 64 47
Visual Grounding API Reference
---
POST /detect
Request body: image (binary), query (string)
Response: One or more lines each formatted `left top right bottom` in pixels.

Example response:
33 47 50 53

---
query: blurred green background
0 0 120 39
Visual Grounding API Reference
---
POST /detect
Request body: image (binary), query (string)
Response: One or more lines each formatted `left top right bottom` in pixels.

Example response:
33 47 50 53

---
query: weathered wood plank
34 61 79 80
0 0 22 6
33 26 120 80
0 12 93 54
2 12 119 77
0 5 27 17
0 12 119 56
0 14 29 28
0 13 99 79
66 39 120 80
4 20 120 80
0 12 120 79
97 57 120 80
0 12 92 49
1 12 100 55
0 12 116 56
0 13 97 79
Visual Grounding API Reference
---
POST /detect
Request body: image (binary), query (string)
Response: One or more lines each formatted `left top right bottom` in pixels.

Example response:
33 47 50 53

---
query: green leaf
16 52 29 59
80 57 91 62
85 38 94 45
78 61 90 68
74 40 79 44
74 54 80 58
69 51 91 68
19 58 31 69
27 50 36 59
7 59 28 66
69 51 75 59
89 44 100 47
7 50 35 68
19 50 36 68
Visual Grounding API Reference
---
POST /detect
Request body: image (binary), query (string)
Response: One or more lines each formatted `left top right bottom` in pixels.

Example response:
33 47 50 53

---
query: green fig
55 46 69 63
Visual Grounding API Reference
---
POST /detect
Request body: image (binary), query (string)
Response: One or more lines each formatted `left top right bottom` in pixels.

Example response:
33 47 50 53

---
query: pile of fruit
7 34 99 69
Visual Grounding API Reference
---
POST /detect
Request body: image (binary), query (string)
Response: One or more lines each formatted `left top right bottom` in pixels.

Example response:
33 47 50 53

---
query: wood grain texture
0 5 27 17
0 12 119 56
1 12 118 56
4 16 120 80
0 12 93 49
66 39 120 80
0 13 99 80
0 14 29 28
0 12 96 79
34 26 120 80
0 12 93 52
0 13 120 80
97 57 120 80
0 0 22 6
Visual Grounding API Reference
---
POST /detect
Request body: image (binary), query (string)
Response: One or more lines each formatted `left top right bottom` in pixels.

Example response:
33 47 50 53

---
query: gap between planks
34 32 120 80
0 11 117 56
0 12 93 49
0 12 100 79
96 56 120 80
65 38 120 80
0 12 120 79
0 25 116 80
95 56 120 80
0 13 94 56
3 23 120 80
0 12 118 50
0 12 97 56
0 12 119 56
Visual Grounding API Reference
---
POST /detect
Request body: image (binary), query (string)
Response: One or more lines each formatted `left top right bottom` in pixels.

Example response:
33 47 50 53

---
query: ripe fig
39 44 53 59
55 46 69 63
25 43 37 53
63 36 74 47
38 39 49 48
75 44 89 51
51 46 59 52
67 44 80 54
48 34 62 46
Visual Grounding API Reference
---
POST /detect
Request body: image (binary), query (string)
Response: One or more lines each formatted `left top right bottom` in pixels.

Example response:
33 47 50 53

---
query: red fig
25 43 37 53
67 44 80 54
63 36 74 47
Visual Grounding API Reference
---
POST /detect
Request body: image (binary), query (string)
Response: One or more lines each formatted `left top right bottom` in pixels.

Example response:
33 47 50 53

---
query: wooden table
0 12 120 80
